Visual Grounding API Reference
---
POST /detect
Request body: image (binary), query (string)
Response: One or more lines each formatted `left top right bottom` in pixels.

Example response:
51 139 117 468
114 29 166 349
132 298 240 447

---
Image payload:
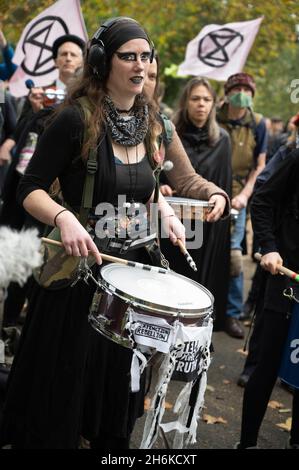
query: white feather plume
0 227 42 288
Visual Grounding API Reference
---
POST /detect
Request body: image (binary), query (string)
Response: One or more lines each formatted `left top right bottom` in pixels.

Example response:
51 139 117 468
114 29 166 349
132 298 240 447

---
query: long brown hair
173 77 220 146
60 48 161 164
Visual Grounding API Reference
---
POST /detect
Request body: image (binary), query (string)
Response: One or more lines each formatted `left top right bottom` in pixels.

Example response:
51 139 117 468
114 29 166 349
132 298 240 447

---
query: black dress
161 124 232 330
0 106 156 449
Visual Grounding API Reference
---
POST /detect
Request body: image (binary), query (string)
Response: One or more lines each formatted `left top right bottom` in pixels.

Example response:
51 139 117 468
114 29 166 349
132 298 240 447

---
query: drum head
165 197 213 208
100 263 213 317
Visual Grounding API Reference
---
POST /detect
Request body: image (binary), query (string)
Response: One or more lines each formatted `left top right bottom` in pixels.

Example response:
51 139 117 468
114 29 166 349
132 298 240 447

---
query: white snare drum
164 197 214 220
89 263 214 349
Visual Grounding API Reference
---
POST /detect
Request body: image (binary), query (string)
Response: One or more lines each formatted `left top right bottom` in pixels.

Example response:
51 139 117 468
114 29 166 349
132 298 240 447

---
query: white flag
9 0 87 97
178 17 263 81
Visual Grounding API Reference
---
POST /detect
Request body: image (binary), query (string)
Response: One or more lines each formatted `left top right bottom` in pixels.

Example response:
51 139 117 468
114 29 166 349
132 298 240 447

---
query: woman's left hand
162 215 186 246
205 194 227 222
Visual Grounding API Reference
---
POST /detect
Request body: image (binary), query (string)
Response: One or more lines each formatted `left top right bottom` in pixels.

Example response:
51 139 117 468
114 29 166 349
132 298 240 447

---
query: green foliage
1 0 299 119
254 46 299 122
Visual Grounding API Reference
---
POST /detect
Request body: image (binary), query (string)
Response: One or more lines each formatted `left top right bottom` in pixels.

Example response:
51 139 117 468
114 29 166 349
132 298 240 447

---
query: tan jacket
165 129 230 217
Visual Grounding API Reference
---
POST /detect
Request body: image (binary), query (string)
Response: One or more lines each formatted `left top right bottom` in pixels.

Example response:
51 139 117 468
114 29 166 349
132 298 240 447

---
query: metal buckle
119 239 133 254
86 160 98 174
283 287 299 304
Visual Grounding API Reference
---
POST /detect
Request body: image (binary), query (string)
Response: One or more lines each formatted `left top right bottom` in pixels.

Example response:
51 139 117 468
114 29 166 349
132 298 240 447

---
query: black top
161 124 232 331
18 106 155 210
179 124 232 197
251 148 299 312
251 148 299 271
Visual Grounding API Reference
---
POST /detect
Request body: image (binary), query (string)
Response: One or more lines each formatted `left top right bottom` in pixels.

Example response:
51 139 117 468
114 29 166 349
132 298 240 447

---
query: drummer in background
237 136 299 449
143 56 229 221
0 18 229 449
145 73 232 331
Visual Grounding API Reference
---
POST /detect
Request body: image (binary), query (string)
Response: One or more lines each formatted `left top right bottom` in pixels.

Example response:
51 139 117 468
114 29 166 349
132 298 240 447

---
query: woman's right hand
56 210 102 264
260 252 283 275
160 184 174 196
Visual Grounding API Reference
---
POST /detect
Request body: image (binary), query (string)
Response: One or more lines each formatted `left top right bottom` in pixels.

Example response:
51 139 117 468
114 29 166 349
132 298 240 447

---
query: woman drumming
0 19 228 449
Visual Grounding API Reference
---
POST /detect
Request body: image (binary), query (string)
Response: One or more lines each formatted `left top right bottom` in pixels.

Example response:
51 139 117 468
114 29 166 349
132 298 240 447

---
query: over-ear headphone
87 17 155 80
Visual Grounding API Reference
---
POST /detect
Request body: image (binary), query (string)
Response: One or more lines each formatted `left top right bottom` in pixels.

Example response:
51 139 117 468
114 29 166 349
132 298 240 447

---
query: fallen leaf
144 397 151 410
206 385 215 392
165 401 173 410
268 400 284 409
279 409 292 413
144 398 173 410
276 417 292 432
236 349 248 356
216 417 228 424
223 379 231 385
202 413 227 425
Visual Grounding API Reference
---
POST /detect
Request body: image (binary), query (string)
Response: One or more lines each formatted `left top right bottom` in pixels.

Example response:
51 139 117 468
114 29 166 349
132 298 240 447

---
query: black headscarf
97 18 151 58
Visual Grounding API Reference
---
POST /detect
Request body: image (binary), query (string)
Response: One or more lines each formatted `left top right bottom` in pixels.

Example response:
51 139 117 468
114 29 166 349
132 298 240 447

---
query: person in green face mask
228 90 253 109
217 73 268 340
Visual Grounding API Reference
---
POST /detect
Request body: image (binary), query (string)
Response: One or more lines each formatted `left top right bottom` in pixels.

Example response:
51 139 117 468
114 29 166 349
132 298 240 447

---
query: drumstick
41 237 168 274
254 253 299 282
176 239 197 272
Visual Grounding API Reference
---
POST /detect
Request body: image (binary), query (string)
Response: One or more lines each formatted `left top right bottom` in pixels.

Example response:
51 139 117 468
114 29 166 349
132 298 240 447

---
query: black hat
52 34 86 59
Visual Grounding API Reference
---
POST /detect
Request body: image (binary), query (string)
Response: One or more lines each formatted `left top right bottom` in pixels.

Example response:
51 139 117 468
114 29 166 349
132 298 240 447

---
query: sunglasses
115 51 152 62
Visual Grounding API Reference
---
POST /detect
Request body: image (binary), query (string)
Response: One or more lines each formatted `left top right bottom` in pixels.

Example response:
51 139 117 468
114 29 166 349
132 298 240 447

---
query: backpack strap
159 112 173 147
76 96 98 227
248 109 263 142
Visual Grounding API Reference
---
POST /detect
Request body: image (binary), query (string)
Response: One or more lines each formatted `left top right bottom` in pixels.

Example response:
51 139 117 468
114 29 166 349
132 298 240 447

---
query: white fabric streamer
144 317 213 449
140 342 183 449
125 305 213 449
160 318 213 449
130 347 148 393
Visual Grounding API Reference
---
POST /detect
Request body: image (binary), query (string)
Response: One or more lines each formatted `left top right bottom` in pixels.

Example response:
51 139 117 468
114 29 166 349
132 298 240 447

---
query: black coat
251 147 299 313
161 124 232 330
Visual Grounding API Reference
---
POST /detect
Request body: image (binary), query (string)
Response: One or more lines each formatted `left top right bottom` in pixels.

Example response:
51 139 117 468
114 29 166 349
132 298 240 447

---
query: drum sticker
128 311 177 354
172 340 203 382
135 322 171 343
133 321 174 354
172 321 213 382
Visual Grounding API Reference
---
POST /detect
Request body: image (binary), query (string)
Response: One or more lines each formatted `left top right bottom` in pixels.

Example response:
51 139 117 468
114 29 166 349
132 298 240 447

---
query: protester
0 28 17 81
237 143 299 449
0 87 16 196
238 115 299 387
0 34 85 332
218 73 267 338
159 77 232 330
0 17 228 449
